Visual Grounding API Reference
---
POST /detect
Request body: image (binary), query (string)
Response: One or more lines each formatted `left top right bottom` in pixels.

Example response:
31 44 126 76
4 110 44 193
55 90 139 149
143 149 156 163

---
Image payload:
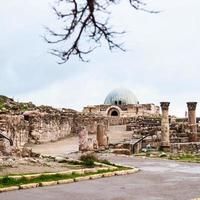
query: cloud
1 0 200 117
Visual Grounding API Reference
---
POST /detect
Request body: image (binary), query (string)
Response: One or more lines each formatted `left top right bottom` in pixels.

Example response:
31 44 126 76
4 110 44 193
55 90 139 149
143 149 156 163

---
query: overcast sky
0 0 200 117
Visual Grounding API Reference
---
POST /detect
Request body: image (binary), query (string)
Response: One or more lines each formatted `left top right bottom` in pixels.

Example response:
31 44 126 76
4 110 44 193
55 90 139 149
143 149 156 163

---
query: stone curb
115 170 128 176
19 183 39 190
0 167 139 193
23 174 42 180
84 168 98 173
126 168 140 174
0 186 19 193
6 168 101 181
57 171 73 175
102 172 116 177
57 179 74 184
74 176 91 182
4 159 119 181
39 181 58 187
89 174 103 179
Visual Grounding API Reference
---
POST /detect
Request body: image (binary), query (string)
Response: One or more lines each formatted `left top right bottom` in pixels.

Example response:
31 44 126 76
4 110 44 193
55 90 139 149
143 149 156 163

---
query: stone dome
104 88 139 105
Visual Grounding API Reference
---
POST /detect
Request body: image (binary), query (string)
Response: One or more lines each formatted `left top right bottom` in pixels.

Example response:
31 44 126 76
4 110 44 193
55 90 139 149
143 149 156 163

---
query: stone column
160 102 170 150
187 102 197 142
97 123 108 147
78 127 88 151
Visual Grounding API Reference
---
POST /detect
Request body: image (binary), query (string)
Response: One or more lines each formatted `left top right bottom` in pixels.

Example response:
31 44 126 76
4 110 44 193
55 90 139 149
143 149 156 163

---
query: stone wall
0 114 29 154
25 112 72 144
83 103 160 118
170 142 200 153
0 103 108 154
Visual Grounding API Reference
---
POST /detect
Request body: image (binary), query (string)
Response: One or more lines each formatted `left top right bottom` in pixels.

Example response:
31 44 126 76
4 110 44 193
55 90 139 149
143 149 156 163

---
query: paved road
1 155 200 200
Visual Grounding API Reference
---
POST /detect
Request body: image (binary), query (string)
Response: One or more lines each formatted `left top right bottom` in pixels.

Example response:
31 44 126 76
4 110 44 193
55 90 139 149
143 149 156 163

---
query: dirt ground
0 125 132 176
30 125 132 156
0 156 84 176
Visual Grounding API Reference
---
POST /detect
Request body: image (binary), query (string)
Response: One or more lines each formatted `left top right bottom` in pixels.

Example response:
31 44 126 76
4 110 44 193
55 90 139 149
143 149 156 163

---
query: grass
0 154 133 189
80 154 98 168
0 166 131 188
169 154 200 163
80 153 114 168
0 103 5 110
135 150 200 163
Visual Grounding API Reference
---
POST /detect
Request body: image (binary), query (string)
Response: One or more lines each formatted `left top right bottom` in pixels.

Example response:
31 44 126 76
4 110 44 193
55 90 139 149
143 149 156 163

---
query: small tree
45 0 157 63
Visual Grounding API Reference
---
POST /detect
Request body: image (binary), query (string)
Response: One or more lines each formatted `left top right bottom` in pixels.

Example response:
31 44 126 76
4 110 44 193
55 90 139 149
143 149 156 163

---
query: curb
89 174 103 179
74 176 91 182
0 186 19 193
57 179 74 184
0 166 140 193
39 181 58 187
19 183 39 190
102 172 116 177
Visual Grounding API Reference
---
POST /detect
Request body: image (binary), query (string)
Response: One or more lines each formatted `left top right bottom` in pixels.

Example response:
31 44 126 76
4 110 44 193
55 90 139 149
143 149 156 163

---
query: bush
80 154 113 167
83 159 95 168
80 154 98 162
80 153 98 168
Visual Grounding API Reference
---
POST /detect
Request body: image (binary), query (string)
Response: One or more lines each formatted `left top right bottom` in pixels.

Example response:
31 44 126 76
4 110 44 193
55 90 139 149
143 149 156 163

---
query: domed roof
104 88 139 105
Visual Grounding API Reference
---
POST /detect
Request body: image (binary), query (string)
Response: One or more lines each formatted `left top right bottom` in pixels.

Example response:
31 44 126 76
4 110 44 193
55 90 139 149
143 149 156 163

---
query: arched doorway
107 107 120 117
111 110 119 116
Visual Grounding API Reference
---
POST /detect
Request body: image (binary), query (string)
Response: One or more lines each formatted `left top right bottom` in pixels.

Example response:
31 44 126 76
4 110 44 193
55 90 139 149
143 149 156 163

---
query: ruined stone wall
171 142 200 153
0 106 109 153
68 112 108 135
27 113 72 144
0 115 29 153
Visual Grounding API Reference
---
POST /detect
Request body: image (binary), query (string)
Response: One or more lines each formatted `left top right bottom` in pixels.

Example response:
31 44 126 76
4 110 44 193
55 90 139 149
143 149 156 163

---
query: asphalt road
1 155 200 200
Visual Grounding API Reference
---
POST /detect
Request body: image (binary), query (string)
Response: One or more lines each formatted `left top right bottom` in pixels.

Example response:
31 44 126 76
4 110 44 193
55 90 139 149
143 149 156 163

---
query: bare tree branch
45 0 157 63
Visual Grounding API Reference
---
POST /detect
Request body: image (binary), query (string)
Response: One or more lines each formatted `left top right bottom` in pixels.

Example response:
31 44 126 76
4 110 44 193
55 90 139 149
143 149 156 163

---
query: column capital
187 102 197 111
160 102 170 110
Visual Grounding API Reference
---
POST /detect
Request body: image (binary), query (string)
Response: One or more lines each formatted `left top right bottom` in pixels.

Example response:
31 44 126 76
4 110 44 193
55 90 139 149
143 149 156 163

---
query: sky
0 0 200 117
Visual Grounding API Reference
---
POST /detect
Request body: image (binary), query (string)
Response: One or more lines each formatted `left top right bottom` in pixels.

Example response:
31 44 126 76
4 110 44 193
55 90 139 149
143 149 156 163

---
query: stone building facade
83 88 160 118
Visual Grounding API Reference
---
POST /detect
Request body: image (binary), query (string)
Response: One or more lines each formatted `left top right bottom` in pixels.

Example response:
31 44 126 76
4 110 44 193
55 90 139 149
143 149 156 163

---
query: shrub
80 154 98 162
83 159 95 168
80 153 98 168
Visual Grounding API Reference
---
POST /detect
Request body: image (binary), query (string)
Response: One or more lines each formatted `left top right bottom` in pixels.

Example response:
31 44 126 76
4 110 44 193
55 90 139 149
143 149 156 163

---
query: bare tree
45 0 156 63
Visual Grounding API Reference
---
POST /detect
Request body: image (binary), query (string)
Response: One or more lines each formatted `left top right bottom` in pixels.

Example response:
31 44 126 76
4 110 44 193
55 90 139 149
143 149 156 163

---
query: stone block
74 176 90 182
57 179 74 184
89 174 103 179
102 172 116 177
39 181 58 187
115 171 127 176
0 186 19 193
19 183 39 189
83 168 98 173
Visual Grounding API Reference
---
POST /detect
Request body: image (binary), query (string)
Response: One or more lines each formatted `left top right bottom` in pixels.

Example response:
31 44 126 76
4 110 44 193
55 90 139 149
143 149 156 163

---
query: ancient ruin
83 88 160 120
0 88 200 157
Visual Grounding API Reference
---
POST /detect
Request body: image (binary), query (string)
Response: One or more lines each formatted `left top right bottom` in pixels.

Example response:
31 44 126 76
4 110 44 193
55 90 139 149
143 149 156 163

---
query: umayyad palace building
83 88 160 117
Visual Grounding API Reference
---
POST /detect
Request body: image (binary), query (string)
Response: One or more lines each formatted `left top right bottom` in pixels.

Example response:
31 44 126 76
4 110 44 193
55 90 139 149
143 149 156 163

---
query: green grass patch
169 154 200 163
0 166 132 188
79 153 115 168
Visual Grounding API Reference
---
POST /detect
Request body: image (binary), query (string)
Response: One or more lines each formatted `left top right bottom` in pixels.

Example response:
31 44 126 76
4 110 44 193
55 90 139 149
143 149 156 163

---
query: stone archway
111 110 119 117
107 107 120 117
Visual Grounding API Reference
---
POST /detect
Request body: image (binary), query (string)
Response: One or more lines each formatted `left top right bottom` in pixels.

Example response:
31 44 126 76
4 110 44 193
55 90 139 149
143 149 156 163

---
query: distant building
83 88 160 118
